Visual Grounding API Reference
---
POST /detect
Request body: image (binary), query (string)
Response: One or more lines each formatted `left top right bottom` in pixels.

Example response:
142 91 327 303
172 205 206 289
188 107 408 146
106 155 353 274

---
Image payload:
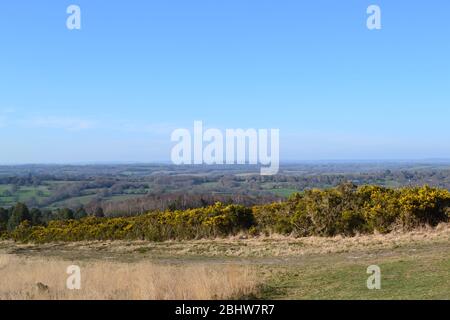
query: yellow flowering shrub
7 185 449 243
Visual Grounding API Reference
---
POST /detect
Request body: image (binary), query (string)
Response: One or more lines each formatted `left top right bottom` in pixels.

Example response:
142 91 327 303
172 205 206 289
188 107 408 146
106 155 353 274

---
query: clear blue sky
0 0 449 163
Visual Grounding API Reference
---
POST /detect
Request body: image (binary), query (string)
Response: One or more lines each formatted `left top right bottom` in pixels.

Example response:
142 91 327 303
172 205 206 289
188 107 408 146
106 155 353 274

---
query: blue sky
0 0 449 163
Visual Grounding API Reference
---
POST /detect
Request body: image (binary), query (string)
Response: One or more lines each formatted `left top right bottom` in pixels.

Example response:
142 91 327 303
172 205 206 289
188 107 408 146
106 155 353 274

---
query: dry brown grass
2 223 448 260
87 222 450 258
0 254 259 300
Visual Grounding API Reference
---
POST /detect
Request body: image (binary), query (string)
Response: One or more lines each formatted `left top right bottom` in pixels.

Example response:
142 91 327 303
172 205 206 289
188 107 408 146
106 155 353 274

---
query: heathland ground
1 223 448 300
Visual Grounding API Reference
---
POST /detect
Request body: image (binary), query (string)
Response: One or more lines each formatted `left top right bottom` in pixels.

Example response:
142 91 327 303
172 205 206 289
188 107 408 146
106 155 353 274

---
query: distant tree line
0 203 105 233
99 193 281 216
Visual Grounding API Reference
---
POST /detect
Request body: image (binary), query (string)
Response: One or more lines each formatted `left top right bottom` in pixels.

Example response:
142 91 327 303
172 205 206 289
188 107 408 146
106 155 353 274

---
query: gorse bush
253 183 450 236
4 184 450 243
9 203 254 243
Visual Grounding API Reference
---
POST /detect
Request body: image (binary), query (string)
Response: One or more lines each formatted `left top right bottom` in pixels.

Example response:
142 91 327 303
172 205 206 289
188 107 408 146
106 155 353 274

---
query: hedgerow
6 184 450 243
9 203 254 243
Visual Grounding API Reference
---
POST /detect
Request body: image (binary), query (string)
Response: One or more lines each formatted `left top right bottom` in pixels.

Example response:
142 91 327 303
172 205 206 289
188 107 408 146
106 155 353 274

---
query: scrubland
1 223 448 300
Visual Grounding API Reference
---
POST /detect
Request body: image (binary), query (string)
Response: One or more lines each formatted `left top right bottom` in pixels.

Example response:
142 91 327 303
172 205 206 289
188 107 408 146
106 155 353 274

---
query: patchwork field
1 223 448 300
4 162 450 211
0 182 149 209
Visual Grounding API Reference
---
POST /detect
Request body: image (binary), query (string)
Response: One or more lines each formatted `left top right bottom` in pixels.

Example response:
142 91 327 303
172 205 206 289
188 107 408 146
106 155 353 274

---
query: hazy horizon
2 158 450 166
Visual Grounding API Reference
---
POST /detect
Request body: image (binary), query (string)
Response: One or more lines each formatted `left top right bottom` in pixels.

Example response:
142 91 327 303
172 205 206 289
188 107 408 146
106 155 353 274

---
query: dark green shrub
7 203 31 231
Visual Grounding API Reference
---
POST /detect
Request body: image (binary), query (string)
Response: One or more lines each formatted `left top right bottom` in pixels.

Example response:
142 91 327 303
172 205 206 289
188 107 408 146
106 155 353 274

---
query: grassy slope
0 182 148 208
260 242 449 299
0 185 52 206
1 225 449 299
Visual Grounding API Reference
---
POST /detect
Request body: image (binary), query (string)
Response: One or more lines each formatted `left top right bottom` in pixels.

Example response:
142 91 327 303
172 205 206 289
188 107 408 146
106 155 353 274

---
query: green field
269 188 299 197
0 184 51 207
0 182 150 209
